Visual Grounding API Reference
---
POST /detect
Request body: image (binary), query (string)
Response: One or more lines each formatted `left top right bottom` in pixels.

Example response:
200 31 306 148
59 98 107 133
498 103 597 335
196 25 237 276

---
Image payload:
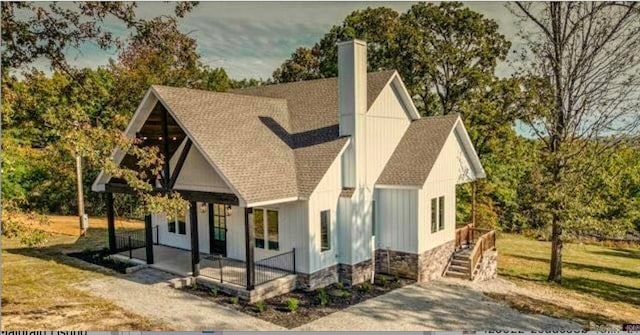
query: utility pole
76 154 87 236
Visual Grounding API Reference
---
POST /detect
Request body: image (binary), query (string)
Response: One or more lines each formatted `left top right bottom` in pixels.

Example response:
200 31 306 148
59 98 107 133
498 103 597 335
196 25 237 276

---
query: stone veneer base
375 240 456 282
473 249 498 281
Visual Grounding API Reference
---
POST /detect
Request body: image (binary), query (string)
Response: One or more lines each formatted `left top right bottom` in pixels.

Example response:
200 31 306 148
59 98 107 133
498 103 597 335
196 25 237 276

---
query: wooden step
448 265 470 273
450 259 470 267
445 271 470 279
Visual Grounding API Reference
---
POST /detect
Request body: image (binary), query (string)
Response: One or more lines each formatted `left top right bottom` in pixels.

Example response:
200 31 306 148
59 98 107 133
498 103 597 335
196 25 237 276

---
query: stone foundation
375 249 419 279
375 240 456 282
417 240 455 282
297 264 338 291
338 260 374 286
473 250 498 281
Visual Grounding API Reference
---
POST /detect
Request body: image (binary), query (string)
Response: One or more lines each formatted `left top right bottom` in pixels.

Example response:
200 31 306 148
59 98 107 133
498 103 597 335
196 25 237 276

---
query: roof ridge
152 85 288 103
232 69 397 92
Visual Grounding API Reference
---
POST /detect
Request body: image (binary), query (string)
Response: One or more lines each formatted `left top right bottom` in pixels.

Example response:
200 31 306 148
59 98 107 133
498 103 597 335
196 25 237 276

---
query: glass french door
208 203 227 256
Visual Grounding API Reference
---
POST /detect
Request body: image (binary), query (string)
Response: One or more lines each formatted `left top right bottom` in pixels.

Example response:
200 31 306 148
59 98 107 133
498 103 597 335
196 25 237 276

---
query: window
178 220 186 235
168 213 187 235
438 196 445 231
254 208 279 251
320 210 330 251
431 198 438 233
168 220 176 233
431 196 445 233
254 209 265 248
267 210 279 250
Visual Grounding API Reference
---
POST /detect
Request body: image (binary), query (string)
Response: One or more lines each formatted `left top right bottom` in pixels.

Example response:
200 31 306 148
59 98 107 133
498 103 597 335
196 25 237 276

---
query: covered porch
116 244 295 287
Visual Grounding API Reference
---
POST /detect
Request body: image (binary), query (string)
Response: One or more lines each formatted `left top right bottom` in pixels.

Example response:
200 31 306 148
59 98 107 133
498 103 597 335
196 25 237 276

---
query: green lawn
1 221 169 330
496 233 640 326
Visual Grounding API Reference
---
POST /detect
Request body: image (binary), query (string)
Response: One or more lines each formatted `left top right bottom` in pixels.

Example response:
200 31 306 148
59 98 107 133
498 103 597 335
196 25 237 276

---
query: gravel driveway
76 268 284 331
78 268 579 331
295 278 581 331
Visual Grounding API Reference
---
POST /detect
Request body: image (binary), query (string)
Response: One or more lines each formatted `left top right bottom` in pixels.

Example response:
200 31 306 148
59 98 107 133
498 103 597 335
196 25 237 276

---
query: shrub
360 281 372 292
317 288 328 306
286 297 299 312
209 288 218 297
380 276 388 287
254 300 266 313
230 296 239 305
335 282 344 290
341 290 351 299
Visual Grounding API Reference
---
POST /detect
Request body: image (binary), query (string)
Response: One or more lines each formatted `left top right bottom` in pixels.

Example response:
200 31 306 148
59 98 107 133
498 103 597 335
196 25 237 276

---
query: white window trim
430 196 445 233
254 207 279 251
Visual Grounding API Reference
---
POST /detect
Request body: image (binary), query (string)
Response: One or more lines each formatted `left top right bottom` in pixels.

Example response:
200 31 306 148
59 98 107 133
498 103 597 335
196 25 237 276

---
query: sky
45 1 525 80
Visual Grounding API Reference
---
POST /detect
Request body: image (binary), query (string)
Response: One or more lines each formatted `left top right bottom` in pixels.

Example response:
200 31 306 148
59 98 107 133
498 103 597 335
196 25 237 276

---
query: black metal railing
200 248 296 288
201 255 247 287
255 248 296 285
114 229 146 259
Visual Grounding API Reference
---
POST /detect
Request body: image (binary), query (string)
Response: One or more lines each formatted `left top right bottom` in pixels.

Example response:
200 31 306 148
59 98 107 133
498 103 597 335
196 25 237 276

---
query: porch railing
115 229 146 255
201 249 296 288
255 248 296 284
469 229 496 280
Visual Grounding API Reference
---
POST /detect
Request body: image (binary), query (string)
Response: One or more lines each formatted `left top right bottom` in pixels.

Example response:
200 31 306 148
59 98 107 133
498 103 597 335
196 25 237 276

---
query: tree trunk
548 214 563 283
76 154 86 236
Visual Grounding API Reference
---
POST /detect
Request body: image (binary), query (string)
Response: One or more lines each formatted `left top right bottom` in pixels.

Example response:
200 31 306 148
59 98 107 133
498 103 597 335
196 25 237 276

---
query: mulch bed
67 248 132 274
181 274 414 329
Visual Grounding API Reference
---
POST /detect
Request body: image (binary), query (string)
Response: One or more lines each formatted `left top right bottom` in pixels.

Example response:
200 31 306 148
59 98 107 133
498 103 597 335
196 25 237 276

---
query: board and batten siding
225 202 310 273
169 138 233 194
365 83 412 187
151 202 210 254
308 145 343 273
417 124 476 253
375 188 419 254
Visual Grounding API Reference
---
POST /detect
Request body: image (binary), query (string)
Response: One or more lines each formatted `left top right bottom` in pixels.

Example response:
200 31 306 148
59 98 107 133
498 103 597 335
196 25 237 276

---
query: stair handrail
468 229 496 280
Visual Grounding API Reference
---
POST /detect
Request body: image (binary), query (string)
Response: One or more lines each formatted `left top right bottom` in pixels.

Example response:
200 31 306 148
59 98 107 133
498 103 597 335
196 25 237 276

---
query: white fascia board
151 86 248 207
367 71 420 121
391 73 421 120
374 184 422 190
246 196 303 208
454 118 486 179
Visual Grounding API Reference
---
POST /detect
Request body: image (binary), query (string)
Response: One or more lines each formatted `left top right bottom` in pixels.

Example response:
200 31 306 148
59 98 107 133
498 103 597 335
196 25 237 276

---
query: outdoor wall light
225 205 233 217
199 202 207 213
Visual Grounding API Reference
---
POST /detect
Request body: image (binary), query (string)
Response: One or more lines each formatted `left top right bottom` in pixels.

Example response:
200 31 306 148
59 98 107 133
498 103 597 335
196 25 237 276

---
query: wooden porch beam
144 214 154 264
168 138 192 189
162 107 171 189
103 183 239 205
189 201 200 276
244 207 255 290
106 192 116 252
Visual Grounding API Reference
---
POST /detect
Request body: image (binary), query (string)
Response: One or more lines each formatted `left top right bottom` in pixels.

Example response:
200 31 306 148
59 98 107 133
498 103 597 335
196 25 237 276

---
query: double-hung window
320 210 331 251
431 196 445 233
254 208 279 251
168 213 186 235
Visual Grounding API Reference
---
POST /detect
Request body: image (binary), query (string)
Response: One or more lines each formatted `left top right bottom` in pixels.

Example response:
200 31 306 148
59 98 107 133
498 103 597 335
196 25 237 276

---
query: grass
495 233 640 327
1 215 167 330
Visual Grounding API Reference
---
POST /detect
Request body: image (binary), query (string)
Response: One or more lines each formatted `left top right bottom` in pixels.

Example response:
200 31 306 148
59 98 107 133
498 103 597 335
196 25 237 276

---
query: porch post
106 192 116 252
189 201 200 276
244 207 255 290
144 214 154 264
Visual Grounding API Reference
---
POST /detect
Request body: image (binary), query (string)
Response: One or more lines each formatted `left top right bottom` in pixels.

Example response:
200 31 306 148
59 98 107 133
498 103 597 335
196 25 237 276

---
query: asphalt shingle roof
376 114 460 187
152 70 396 204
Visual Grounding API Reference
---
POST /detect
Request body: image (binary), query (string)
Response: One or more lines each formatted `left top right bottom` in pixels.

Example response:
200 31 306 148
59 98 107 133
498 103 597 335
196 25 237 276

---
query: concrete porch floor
118 245 290 286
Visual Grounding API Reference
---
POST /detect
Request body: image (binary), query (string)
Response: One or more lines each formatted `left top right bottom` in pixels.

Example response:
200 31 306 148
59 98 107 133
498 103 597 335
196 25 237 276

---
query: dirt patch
182 274 413 329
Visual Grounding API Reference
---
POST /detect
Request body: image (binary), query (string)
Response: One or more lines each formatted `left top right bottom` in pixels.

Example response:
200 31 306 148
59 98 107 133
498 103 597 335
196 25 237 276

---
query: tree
1 2 199 244
513 2 640 283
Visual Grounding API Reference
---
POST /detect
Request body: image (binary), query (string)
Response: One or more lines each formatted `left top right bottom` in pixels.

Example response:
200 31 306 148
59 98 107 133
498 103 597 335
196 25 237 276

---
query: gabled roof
376 114 483 187
97 71 397 206
231 70 396 197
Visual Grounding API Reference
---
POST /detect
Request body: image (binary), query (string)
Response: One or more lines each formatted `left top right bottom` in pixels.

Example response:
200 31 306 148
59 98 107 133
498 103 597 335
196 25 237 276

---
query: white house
93 39 486 297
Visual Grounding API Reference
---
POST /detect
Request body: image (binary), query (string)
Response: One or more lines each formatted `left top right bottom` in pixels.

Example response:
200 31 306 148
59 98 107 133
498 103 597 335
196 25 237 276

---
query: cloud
31 2 522 80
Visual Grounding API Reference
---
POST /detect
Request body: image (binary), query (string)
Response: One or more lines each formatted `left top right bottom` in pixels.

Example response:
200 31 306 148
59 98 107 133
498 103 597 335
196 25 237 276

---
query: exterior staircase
445 245 473 279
